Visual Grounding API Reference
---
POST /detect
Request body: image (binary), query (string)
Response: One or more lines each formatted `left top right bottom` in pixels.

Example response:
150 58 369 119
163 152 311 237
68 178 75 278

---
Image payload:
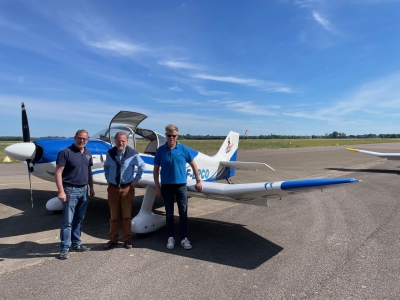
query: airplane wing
93 170 108 185
346 148 400 160
139 176 359 205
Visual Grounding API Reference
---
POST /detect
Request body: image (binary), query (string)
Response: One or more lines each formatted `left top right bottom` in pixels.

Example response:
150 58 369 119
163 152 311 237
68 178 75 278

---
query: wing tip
346 148 359 153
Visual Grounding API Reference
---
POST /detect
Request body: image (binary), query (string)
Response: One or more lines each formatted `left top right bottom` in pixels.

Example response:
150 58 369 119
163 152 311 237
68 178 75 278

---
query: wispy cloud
294 0 321 9
284 72 400 122
192 74 293 93
159 60 203 70
208 100 280 116
169 86 182 92
312 11 339 35
155 98 197 105
194 86 232 96
88 40 147 56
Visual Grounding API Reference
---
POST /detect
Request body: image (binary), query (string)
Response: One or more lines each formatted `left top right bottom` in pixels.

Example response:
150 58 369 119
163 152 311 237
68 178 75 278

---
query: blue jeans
60 185 89 250
161 184 188 240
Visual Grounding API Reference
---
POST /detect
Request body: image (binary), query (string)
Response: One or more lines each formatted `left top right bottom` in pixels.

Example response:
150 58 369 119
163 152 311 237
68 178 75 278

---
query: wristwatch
196 179 201 183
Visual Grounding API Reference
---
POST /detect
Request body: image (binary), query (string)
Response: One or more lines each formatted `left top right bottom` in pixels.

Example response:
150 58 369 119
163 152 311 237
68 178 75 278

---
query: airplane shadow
132 218 282 270
326 167 400 175
0 188 282 270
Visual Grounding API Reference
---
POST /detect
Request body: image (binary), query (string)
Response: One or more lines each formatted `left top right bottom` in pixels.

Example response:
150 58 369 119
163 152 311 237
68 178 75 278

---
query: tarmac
1 143 400 299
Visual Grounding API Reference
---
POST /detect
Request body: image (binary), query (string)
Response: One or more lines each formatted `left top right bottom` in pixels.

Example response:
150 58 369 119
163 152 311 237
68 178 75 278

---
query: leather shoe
124 240 132 249
103 240 118 250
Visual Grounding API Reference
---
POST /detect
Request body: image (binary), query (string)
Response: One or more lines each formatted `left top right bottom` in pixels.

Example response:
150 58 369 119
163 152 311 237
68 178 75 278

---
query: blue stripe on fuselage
34 138 111 164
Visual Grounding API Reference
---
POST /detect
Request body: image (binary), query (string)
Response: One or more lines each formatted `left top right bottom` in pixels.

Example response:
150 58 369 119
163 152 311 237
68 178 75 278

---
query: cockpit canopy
91 111 166 155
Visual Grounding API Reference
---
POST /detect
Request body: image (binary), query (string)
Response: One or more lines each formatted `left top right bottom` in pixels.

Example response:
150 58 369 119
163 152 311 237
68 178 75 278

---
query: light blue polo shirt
154 142 194 184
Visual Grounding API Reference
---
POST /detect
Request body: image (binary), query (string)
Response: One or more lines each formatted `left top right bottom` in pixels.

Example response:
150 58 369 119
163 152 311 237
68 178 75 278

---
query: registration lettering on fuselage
186 168 210 180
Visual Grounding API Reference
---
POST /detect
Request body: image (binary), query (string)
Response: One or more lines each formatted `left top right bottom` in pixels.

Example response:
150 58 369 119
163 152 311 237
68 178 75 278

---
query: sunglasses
166 134 177 138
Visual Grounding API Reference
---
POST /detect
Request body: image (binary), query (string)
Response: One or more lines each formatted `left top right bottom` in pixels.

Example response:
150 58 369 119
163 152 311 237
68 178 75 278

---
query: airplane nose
4 142 36 161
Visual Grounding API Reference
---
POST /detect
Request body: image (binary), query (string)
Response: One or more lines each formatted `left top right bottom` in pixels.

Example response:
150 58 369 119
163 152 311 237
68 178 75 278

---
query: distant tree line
2 131 400 141
182 131 400 140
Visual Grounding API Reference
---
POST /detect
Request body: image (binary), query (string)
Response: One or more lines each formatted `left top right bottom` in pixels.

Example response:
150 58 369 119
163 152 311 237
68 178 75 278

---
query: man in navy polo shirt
55 129 95 260
153 124 202 250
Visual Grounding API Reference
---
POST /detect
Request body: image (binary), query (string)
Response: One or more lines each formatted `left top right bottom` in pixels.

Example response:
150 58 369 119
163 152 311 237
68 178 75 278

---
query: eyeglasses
166 134 177 138
76 137 88 141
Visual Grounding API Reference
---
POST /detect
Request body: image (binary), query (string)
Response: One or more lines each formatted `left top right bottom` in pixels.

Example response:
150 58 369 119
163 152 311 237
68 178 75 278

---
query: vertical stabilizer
215 131 239 161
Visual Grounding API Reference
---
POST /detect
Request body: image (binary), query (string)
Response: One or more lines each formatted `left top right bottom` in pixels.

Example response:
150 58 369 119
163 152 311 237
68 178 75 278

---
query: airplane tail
214 131 239 162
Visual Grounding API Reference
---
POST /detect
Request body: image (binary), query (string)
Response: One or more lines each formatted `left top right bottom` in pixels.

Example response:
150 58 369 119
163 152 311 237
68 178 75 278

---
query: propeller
21 102 34 208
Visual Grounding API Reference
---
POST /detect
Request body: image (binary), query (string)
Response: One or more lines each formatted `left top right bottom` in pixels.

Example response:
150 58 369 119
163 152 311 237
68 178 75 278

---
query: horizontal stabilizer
220 161 275 171
346 148 400 161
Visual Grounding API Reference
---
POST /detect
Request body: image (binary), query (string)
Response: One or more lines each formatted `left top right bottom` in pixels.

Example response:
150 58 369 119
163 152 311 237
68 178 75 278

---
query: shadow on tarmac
0 188 282 270
326 167 400 175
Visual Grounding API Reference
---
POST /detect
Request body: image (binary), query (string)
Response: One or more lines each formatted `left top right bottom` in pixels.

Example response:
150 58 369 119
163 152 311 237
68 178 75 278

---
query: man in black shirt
55 129 95 260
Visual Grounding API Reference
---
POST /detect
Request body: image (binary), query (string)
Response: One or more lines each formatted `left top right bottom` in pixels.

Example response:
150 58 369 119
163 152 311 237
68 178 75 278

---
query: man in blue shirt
103 132 145 250
55 129 95 260
153 124 202 250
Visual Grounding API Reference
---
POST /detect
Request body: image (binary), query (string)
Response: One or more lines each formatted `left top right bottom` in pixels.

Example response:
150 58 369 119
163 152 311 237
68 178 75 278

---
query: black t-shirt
56 144 93 185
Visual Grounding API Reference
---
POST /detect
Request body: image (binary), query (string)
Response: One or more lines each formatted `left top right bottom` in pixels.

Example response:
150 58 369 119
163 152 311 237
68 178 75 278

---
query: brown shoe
103 240 118 250
124 240 132 249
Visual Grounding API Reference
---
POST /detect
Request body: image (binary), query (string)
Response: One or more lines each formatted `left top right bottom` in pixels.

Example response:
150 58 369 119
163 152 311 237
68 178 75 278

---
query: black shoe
59 249 69 260
71 244 91 252
103 240 118 250
124 240 132 249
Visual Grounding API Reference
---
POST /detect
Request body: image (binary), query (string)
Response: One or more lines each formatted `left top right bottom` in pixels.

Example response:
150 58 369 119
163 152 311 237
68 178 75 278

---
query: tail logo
225 137 234 153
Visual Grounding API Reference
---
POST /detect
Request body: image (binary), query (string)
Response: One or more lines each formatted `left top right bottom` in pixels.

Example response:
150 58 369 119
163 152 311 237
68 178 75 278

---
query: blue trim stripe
281 178 358 190
92 169 104 175
141 156 154 165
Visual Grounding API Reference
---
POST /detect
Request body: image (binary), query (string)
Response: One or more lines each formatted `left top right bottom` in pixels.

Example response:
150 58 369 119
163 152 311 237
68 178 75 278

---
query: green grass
179 138 400 152
2 138 400 163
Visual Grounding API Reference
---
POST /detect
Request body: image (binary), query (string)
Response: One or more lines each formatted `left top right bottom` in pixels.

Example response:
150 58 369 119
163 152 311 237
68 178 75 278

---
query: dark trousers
161 184 188 240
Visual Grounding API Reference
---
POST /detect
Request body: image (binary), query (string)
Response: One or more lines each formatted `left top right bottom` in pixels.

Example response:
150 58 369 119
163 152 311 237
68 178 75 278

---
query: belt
64 183 87 188
110 181 133 188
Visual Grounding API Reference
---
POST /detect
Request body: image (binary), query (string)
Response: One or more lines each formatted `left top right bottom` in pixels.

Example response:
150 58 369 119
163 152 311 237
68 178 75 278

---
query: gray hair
114 131 128 140
74 129 89 138
165 124 179 133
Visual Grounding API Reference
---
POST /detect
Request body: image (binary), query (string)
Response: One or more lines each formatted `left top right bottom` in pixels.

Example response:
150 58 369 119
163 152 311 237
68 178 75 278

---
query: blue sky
0 0 399 137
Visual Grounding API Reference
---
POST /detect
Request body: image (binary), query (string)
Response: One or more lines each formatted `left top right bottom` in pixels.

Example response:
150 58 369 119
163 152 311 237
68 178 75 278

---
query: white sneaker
181 237 192 250
167 237 175 249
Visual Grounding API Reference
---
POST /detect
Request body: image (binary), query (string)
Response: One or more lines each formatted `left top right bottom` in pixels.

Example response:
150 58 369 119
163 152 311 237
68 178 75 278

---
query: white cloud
169 86 182 92
88 40 146 56
194 86 231 96
284 72 400 122
159 60 203 70
192 74 293 93
208 100 280 116
312 11 339 35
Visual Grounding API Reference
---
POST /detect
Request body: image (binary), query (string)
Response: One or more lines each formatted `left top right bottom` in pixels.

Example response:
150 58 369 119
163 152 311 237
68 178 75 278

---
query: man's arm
189 160 203 192
88 166 95 197
104 152 111 185
153 164 162 197
132 155 146 187
55 165 66 202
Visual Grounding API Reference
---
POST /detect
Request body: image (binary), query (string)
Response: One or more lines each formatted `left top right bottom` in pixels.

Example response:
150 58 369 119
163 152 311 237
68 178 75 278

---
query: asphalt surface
1 143 400 299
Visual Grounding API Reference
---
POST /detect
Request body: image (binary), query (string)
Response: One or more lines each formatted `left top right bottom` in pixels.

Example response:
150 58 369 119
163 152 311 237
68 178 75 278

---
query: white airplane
6 103 359 234
347 147 400 160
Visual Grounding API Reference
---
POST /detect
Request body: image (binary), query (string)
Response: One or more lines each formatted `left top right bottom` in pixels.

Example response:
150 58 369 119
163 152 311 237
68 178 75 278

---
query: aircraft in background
5 103 359 234
347 147 400 160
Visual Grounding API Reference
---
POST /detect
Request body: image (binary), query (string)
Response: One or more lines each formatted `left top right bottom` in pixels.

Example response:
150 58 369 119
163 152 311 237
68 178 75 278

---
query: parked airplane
5 103 359 234
347 147 400 160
